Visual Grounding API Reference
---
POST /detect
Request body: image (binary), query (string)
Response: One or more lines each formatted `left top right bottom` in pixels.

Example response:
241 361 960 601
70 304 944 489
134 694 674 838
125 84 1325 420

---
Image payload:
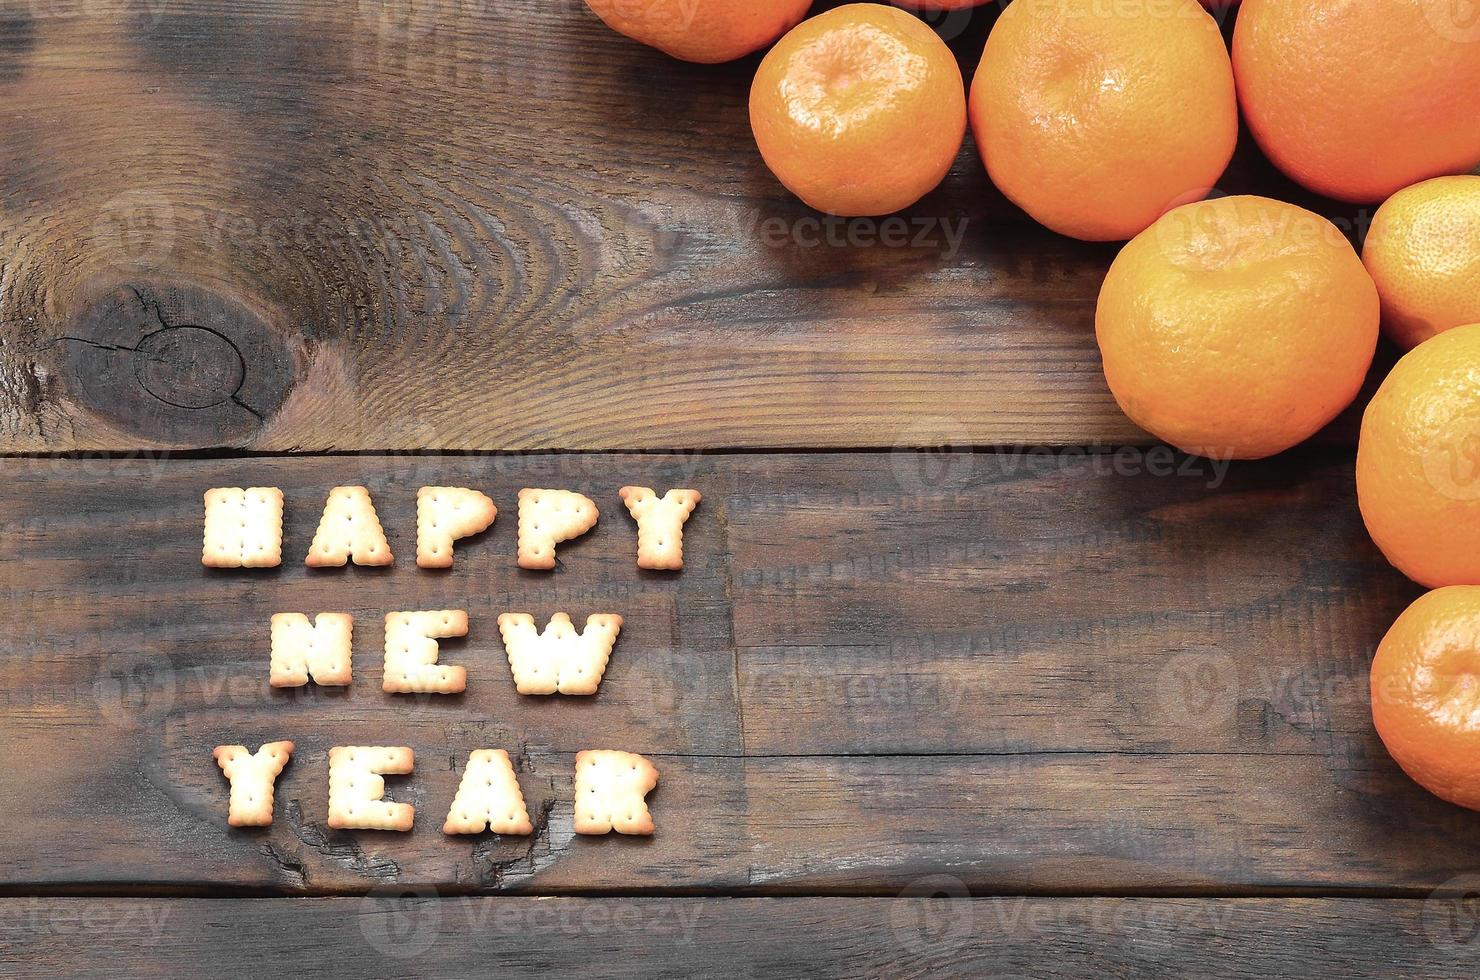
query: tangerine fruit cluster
582 2 1480 811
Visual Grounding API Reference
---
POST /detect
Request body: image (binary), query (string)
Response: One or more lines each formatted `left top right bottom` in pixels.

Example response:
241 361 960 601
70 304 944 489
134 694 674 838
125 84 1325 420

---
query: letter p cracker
517 488 597 569
417 486 497 568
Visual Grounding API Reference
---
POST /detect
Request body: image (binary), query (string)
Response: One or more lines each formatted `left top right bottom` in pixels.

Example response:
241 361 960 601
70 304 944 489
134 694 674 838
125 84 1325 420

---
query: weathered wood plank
0 0 1369 452
730 450 1416 756
3 897 1476 978
2 452 1473 895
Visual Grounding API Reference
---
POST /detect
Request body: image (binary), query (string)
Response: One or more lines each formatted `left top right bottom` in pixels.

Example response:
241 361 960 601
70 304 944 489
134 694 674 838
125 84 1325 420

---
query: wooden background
1 1 1476 976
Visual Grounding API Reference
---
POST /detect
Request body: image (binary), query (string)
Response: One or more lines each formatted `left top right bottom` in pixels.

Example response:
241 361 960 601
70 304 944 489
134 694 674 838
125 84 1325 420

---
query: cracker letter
417 486 497 568
517 488 597 569
383 610 468 694
619 486 700 570
443 749 533 835
306 486 392 567
497 612 622 695
270 613 353 688
574 750 658 836
327 745 415 831
213 740 294 827
202 487 283 568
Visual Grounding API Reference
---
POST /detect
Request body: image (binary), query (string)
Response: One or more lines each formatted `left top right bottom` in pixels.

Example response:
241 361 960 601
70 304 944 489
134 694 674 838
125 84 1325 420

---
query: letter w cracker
497 612 622 695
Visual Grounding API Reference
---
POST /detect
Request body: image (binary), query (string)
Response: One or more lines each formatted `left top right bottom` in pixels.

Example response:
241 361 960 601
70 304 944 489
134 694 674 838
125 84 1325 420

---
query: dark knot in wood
56 282 297 446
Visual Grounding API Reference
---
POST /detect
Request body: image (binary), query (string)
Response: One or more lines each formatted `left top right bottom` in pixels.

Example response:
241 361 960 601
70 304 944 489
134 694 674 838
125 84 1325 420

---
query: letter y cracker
497 612 622 695
443 749 533 835
417 486 497 568
517 488 597 569
327 746 415 831
202 487 283 568
306 486 393 567
383 610 469 694
270 613 353 688
213 740 294 827
574 750 659 835
619 486 700 570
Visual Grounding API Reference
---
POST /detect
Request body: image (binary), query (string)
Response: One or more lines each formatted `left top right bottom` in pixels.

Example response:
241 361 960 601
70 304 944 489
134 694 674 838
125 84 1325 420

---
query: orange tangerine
750 4 967 216
585 0 812 64
1096 196 1379 459
969 0 1237 241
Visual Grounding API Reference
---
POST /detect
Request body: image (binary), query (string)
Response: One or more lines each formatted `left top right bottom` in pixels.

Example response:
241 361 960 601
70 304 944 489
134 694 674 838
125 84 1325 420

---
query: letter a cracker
443 749 533 835
306 486 393 567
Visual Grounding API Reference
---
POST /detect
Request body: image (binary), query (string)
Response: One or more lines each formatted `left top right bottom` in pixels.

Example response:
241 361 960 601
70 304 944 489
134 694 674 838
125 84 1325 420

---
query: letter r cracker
203 487 283 568
327 745 415 831
573 749 658 836
213 740 294 827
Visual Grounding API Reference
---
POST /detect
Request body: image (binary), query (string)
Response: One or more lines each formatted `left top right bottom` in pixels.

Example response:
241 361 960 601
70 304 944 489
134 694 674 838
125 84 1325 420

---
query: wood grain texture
5 451 1475 896
0 0 1373 452
3 897 1477 978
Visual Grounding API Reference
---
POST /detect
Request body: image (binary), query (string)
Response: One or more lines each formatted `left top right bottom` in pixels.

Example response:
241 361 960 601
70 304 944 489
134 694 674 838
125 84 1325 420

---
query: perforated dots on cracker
573 749 658 836
416 486 497 569
383 610 468 695
443 749 533 836
327 745 415 832
270 612 353 688
213 740 294 827
517 488 597 570
497 612 622 696
202 487 283 568
306 486 393 567
619 486 700 570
